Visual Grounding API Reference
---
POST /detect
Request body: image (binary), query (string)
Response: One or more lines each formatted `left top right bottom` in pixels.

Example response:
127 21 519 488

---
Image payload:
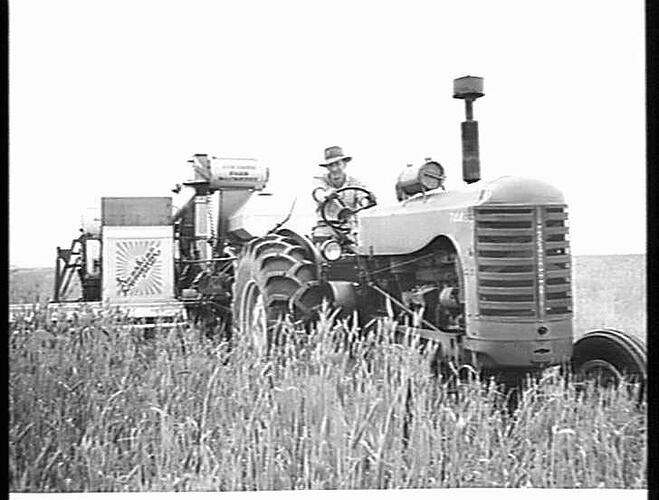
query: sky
9 0 645 268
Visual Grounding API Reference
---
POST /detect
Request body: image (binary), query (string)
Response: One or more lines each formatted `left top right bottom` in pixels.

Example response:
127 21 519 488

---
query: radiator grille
475 206 572 318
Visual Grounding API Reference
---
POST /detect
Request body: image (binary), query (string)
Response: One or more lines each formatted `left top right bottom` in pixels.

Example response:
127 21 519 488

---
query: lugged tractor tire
232 232 329 354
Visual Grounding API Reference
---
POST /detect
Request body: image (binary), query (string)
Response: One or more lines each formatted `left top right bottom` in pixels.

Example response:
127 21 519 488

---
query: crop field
8 254 647 492
571 255 646 341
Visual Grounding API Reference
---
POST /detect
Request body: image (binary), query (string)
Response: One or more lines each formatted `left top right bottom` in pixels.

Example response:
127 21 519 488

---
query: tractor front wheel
571 328 646 388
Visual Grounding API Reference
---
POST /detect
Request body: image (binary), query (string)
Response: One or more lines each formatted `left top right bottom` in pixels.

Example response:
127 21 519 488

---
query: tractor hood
356 176 566 256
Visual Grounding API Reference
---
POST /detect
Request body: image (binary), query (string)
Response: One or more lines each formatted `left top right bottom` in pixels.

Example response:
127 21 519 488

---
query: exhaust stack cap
453 76 484 100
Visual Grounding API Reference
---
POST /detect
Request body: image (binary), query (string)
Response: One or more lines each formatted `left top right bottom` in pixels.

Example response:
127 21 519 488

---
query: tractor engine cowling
357 175 573 370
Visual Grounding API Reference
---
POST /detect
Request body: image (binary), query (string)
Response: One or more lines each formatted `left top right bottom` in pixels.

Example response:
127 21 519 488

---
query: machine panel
102 226 175 302
102 197 172 226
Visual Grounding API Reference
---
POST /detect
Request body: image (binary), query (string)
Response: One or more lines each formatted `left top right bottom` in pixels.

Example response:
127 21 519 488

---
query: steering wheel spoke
318 186 378 230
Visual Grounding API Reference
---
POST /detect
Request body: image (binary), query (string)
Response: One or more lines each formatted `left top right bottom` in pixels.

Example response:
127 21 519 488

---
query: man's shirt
312 173 370 222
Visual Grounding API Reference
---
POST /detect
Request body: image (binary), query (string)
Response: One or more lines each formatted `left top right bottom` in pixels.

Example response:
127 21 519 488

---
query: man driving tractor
311 145 377 244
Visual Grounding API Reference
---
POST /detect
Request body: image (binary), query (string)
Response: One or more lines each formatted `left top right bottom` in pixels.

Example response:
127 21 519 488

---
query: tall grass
9 308 646 492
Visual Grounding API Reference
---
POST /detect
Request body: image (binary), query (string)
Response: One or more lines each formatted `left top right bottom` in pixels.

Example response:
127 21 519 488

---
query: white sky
9 0 645 267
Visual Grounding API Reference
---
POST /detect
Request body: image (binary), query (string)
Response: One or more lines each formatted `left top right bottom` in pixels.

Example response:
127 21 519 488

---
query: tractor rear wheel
571 328 646 387
232 231 329 355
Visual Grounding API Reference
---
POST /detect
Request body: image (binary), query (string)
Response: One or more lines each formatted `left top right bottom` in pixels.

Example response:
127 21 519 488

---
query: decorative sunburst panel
113 239 164 297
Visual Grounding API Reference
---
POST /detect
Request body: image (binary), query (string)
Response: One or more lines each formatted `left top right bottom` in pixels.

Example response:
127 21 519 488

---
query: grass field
571 255 646 340
8 254 647 492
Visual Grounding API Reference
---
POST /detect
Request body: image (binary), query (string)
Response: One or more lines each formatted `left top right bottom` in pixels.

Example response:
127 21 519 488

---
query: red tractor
40 75 646 384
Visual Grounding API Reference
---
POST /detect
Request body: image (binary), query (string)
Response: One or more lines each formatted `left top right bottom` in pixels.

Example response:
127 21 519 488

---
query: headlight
320 240 342 261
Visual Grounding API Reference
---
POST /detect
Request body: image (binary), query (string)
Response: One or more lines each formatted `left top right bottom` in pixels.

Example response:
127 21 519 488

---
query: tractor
35 75 646 385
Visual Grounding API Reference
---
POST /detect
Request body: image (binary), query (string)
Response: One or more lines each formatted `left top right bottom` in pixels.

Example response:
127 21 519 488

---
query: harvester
22 75 646 384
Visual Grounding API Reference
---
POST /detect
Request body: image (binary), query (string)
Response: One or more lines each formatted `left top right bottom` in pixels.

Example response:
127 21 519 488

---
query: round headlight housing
320 239 342 261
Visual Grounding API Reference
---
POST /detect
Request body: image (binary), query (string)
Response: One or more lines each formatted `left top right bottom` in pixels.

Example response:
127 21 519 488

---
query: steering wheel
318 186 377 230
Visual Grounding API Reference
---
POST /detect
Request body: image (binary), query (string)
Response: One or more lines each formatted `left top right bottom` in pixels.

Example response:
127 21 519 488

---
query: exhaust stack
453 76 484 184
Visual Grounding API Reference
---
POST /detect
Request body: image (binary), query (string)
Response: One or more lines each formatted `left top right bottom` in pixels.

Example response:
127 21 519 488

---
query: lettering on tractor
26 75 645 387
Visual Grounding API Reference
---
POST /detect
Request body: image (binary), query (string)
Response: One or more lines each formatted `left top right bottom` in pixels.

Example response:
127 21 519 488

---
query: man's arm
312 176 337 203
